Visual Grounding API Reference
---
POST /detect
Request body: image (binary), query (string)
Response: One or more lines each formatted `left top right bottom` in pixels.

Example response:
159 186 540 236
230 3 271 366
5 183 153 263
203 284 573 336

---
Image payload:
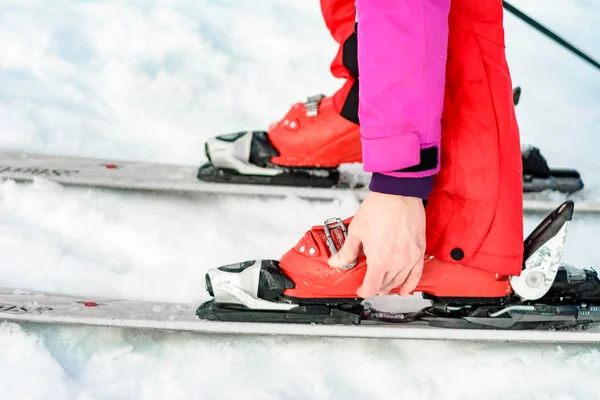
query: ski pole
503 1 600 72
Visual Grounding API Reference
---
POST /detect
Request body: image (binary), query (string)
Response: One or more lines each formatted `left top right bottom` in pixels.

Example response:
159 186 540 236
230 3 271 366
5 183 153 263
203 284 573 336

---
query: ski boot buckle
323 217 357 270
305 94 325 117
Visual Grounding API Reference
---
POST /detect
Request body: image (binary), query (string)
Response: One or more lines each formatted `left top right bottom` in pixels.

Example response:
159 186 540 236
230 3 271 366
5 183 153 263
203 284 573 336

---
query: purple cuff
369 173 434 199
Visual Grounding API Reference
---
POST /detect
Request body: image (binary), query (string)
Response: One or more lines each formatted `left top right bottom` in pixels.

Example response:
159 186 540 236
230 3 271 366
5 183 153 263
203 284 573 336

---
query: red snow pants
321 0 524 276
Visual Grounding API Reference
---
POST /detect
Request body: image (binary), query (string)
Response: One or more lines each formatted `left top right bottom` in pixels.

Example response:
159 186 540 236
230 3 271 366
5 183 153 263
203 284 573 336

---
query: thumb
328 235 361 268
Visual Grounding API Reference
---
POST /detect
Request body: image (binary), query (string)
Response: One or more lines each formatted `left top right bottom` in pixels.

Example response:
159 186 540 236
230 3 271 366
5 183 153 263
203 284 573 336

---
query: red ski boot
267 94 361 168
198 94 362 188
277 217 513 301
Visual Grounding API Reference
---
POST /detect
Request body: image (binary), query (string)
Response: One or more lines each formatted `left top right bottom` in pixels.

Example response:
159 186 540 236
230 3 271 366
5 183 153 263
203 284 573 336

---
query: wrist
368 173 434 199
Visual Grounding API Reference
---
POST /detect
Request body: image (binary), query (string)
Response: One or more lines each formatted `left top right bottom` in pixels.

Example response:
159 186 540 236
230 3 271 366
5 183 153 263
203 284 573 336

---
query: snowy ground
1 0 600 399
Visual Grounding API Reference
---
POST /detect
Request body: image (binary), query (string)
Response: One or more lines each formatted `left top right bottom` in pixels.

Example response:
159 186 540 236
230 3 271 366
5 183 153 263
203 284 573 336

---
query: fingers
378 266 412 296
356 262 387 298
381 271 395 289
328 234 362 268
376 257 425 296
399 257 424 296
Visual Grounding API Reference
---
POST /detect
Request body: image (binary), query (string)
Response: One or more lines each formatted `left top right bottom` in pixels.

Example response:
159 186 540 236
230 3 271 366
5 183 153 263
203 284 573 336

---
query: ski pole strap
503 1 600 72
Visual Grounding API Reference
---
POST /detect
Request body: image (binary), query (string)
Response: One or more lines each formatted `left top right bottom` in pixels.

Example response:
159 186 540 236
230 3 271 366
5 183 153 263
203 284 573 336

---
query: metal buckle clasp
323 217 357 270
305 94 325 117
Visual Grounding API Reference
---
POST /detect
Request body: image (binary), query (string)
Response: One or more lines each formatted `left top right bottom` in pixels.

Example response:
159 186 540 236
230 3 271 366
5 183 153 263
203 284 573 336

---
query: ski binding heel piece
510 200 574 300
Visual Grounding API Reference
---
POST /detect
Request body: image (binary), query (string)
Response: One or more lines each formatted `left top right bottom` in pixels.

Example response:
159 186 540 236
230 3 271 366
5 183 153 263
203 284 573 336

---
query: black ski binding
522 146 583 193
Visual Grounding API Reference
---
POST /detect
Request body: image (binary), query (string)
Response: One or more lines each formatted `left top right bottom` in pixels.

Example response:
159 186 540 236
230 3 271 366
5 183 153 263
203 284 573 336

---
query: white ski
0 149 597 214
0 288 600 343
0 149 366 201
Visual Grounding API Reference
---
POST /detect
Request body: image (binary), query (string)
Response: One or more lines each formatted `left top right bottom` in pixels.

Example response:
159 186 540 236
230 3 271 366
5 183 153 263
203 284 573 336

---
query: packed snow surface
1 0 600 398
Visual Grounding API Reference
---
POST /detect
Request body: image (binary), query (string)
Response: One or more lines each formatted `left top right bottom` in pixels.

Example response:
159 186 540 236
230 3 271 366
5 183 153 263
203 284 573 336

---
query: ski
0 288 599 343
0 148 367 200
1 200 600 343
192 200 600 342
0 149 595 214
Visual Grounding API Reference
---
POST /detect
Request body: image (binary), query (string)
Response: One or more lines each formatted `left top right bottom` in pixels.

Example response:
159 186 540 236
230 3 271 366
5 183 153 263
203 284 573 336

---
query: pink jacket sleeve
356 0 450 181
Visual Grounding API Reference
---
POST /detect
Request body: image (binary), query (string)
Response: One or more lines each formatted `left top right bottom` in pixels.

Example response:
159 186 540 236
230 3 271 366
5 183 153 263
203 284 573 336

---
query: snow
1 0 600 398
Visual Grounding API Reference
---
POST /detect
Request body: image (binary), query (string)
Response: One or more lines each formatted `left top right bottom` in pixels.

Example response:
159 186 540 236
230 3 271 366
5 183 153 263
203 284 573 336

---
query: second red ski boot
267 95 361 168
199 94 363 188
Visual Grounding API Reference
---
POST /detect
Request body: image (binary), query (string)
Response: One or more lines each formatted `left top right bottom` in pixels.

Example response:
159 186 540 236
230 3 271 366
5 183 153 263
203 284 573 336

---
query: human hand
328 192 426 297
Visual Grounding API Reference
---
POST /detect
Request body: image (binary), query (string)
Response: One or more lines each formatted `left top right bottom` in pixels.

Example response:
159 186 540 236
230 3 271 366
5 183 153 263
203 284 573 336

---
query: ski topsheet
1 288 600 343
0 149 597 214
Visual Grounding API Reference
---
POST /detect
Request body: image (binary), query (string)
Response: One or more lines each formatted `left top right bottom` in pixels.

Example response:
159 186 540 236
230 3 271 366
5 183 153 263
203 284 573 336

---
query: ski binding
197 200 600 332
